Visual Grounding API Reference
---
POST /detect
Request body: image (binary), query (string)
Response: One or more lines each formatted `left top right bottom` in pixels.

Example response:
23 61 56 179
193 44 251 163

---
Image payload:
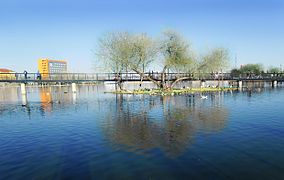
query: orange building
38 58 67 79
0 68 15 80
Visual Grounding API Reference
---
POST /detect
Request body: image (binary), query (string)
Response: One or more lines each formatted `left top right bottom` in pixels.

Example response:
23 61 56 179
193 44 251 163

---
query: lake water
0 85 284 180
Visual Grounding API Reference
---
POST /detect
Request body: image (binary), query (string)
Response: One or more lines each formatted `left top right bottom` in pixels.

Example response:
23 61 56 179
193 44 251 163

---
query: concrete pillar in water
238 81 242 88
72 92 77 104
72 83 77 93
272 81 277 87
21 94 27 106
201 81 205 88
21 83 26 94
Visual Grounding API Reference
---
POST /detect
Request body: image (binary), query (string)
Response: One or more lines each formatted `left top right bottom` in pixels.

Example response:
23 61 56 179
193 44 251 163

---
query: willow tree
128 33 159 86
267 66 281 73
97 32 133 89
159 30 195 89
130 31 196 89
198 48 229 73
129 30 196 89
97 30 213 90
239 64 264 75
97 32 160 89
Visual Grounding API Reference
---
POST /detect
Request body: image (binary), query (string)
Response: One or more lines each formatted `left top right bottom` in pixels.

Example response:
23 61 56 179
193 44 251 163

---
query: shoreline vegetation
106 87 238 95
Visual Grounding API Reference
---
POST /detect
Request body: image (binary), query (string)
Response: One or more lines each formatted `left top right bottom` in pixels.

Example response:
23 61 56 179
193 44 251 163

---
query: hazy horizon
1 0 283 72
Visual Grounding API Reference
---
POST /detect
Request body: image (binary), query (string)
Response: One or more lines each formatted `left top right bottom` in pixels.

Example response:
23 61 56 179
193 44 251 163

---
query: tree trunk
170 77 192 89
139 72 144 89
116 72 123 91
160 66 168 89
132 69 161 88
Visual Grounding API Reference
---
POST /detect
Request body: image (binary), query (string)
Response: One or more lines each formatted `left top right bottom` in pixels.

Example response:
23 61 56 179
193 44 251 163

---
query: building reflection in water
39 87 53 114
103 93 229 157
38 86 78 116
0 85 79 117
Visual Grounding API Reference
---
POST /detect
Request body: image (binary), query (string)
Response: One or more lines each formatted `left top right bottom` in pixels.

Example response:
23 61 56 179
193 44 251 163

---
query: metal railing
0 72 283 82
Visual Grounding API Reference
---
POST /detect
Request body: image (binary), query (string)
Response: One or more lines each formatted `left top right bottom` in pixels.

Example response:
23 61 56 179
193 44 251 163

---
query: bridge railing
229 73 284 80
0 72 283 82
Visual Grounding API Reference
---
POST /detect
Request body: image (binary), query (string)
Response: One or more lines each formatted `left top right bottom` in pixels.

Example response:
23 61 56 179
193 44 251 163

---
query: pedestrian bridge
0 72 284 83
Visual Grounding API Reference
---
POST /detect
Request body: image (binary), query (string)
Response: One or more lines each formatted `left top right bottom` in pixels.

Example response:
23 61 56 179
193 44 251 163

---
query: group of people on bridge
15 71 42 80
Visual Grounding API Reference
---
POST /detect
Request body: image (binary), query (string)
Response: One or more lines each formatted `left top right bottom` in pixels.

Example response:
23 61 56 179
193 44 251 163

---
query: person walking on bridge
24 70 28 80
36 71 41 80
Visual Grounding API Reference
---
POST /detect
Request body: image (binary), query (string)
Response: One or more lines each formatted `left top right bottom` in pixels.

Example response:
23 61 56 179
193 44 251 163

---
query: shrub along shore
106 87 238 95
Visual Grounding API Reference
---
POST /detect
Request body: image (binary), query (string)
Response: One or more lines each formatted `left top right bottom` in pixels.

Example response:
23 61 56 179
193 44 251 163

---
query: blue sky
0 0 283 72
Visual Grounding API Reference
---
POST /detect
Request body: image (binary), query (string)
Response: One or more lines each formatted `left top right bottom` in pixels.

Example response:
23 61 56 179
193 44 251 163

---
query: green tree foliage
198 48 229 73
97 32 135 89
160 31 195 73
230 68 241 77
96 30 230 89
97 32 133 73
239 64 264 75
129 33 158 73
267 66 281 73
159 31 196 88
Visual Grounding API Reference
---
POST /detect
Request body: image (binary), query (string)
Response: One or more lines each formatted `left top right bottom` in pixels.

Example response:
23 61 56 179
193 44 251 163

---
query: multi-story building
0 68 15 80
38 58 67 79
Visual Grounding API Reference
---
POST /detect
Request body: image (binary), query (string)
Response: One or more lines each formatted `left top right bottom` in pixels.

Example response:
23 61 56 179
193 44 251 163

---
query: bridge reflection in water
0 85 78 117
0 85 229 156
0 83 284 179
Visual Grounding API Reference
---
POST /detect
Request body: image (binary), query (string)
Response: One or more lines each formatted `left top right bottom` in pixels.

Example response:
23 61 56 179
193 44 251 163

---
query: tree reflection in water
103 93 229 157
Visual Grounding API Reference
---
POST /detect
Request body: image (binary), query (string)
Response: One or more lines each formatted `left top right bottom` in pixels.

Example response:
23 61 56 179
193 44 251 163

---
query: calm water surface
0 85 284 180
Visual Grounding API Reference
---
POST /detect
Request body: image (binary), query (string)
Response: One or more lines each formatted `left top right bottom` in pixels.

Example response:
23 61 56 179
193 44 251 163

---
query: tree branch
170 76 192 88
132 69 161 87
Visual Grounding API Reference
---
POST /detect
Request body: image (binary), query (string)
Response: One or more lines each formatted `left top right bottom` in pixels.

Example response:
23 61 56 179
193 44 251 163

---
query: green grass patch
106 87 238 95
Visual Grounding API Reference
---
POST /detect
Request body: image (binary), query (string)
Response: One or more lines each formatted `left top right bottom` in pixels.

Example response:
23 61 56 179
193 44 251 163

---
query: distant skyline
0 0 283 72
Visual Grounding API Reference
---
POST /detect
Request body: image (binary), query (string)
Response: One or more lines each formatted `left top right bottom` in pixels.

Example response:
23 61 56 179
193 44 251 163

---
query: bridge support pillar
72 92 77 104
21 94 27 106
272 81 277 87
21 83 26 95
201 81 205 88
72 83 77 93
238 81 242 89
